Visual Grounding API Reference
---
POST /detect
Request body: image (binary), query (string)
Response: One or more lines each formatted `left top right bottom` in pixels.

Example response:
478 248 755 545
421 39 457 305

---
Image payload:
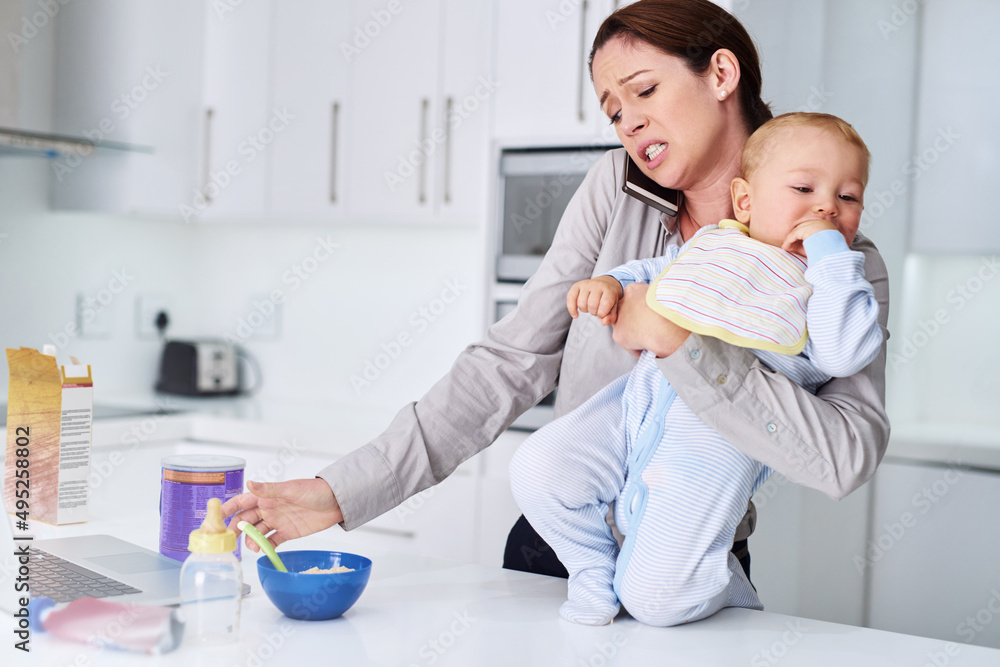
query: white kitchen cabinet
475 429 531 567
0 3 20 128
493 0 618 143
866 460 1000 650
433 0 496 225
51 0 207 216
270 0 436 223
270 0 493 225
340 473 479 565
346 0 442 224
50 0 275 221
345 428 525 568
350 0 493 225
748 473 871 626
196 0 273 221
51 1 492 226
50 1 274 220
268 1 353 219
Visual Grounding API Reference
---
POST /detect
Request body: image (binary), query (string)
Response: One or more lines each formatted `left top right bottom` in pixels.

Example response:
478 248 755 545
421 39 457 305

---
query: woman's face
592 36 737 192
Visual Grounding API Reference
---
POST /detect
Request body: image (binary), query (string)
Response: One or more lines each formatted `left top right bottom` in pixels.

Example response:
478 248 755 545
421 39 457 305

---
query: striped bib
645 220 811 355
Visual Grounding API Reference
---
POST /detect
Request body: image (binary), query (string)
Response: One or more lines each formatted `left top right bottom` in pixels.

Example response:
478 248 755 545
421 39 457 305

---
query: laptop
1 504 183 611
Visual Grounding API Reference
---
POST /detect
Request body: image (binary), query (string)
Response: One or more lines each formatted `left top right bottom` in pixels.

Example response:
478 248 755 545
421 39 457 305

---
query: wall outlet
136 293 171 339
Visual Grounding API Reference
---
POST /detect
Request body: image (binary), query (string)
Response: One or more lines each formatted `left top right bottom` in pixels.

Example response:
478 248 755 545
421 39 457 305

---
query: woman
222 0 890 585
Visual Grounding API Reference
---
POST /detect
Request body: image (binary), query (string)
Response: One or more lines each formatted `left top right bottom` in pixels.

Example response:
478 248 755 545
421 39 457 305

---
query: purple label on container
159 466 244 562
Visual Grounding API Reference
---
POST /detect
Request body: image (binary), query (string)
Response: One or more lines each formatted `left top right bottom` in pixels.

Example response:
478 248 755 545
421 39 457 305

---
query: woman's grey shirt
319 148 891 538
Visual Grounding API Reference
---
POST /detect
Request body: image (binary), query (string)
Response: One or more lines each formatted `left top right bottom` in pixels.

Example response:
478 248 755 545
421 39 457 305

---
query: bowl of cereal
257 550 372 621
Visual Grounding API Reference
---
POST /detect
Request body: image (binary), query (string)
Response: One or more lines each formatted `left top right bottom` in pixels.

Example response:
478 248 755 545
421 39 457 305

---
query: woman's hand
221 478 343 552
612 283 690 358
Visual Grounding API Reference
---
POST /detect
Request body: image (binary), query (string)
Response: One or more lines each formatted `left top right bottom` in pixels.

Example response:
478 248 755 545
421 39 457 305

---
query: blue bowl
257 550 372 621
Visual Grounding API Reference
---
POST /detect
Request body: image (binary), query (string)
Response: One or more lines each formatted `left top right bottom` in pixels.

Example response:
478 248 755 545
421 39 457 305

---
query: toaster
155 340 241 396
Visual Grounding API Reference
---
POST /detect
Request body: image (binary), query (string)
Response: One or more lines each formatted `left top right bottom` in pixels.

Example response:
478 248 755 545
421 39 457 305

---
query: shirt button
690 350 701 360
767 423 777 433
717 374 727 384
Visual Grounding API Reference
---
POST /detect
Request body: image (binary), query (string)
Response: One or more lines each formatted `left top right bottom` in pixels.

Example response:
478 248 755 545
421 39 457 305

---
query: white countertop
89 394 399 453
885 421 1000 471
7 523 1000 667
6 402 1000 664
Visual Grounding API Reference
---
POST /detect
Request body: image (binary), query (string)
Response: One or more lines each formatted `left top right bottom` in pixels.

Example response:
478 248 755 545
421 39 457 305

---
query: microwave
495 145 619 282
491 144 618 429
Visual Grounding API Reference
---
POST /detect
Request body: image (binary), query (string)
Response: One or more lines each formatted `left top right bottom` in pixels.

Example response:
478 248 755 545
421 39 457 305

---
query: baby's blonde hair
740 112 871 186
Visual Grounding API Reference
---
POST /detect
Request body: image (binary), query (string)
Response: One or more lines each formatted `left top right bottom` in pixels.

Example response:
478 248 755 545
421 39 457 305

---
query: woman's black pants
502 514 752 584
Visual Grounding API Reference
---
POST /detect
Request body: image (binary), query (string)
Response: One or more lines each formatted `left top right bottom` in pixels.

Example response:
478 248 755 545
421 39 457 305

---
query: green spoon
237 521 288 572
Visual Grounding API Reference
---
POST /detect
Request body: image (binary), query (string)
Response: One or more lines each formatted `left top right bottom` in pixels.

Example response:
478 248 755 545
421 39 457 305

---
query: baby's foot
561 569 620 625
560 598 620 626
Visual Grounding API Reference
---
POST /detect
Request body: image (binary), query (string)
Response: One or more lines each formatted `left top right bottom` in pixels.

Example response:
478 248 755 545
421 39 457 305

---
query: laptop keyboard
30 548 142 603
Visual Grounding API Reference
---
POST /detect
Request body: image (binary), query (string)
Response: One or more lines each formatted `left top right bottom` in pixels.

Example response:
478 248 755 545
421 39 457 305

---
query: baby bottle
179 497 242 645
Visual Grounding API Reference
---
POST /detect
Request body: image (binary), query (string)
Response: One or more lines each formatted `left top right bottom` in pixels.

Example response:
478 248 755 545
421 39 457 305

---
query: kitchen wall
888 254 1000 428
738 0 1000 431
0 160 200 399
738 0 906 344
0 7 487 423
186 222 486 411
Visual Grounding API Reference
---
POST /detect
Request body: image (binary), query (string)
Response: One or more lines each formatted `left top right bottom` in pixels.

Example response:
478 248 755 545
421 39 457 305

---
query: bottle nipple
200 498 227 533
188 498 237 554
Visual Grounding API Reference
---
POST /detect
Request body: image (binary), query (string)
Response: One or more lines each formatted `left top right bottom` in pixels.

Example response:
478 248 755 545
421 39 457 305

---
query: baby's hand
781 219 838 257
567 276 624 325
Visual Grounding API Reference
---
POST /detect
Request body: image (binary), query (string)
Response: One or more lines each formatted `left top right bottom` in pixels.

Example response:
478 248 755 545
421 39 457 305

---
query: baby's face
742 126 866 254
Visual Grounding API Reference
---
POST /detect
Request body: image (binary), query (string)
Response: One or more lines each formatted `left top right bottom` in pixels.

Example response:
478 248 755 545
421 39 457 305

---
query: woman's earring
719 90 728 100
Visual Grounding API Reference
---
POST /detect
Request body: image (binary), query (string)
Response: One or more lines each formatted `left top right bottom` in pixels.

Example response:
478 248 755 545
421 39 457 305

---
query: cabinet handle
330 101 340 203
417 97 431 204
356 525 416 540
202 107 215 202
418 98 429 204
577 0 588 122
443 97 453 205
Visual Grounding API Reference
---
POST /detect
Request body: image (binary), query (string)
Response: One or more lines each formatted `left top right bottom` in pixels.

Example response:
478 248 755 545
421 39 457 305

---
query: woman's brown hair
589 0 772 132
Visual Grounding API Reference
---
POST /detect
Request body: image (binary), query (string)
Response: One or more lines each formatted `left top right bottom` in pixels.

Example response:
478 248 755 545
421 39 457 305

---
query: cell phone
621 155 682 217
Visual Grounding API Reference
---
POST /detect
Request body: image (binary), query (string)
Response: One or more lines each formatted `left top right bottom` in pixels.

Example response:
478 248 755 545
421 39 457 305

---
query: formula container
159 455 245 561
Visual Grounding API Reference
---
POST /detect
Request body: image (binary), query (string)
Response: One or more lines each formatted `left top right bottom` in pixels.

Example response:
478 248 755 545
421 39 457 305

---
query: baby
510 112 883 626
